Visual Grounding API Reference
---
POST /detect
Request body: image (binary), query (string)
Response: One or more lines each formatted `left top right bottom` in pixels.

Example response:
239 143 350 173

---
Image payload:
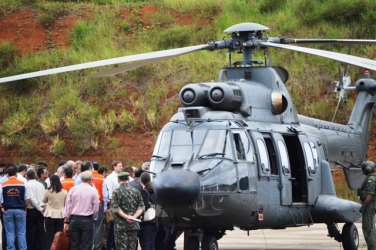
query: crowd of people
0 160 178 250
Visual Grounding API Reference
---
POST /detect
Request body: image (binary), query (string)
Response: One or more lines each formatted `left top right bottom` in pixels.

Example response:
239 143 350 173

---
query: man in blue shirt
0 163 29 250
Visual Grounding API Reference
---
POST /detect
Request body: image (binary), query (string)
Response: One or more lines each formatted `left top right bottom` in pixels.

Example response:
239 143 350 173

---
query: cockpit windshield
152 123 233 162
198 130 232 159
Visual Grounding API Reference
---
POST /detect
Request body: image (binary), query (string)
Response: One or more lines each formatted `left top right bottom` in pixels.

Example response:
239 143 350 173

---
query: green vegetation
0 0 375 197
50 135 65 156
0 42 17 69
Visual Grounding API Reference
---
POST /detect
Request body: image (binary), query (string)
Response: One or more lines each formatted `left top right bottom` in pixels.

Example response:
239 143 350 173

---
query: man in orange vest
92 161 105 250
0 164 29 250
61 168 75 192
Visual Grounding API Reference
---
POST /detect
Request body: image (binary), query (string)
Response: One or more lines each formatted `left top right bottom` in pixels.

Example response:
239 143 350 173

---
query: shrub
117 110 135 131
120 21 131 32
50 135 65 156
65 105 100 153
20 138 38 156
98 110 117 136
146 12 173 28
360 10 376 38
40 111 60 135
146 109 157 128
259 0 286 13
154 25 193 49
37 13 55 27
69 21 93 49
20 0 37 5
301 0 375 27
320 0 369 24
37 2 71 17
1 110 31 137
0 42 18 69
153 24 215 50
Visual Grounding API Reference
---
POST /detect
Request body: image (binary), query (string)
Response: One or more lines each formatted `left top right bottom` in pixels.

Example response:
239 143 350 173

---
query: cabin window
263 136 278 175
303 142 315 173
277 140 290 175
233 133 246 160
256 139 270 174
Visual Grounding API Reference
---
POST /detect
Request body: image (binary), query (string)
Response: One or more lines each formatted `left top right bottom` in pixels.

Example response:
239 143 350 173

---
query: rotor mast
224 23 269 67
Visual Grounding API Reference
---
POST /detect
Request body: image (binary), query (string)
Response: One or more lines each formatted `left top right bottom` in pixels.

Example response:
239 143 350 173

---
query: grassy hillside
0 0 375 185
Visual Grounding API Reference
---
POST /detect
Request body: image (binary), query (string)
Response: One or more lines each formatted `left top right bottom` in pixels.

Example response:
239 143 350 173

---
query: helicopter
2 22 376 250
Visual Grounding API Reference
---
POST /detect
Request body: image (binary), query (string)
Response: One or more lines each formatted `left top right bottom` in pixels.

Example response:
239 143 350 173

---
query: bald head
81 171 93 183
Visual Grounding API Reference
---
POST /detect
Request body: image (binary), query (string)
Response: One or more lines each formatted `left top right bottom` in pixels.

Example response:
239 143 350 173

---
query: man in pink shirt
64 171 99 250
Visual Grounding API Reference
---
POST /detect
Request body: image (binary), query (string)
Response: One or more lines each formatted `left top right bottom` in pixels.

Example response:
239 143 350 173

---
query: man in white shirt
103 160 123 250
25 169 46 250
104 161 123 202
17 165 27 184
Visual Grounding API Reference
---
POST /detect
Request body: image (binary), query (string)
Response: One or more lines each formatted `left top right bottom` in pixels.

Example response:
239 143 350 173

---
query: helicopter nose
153 169 200 207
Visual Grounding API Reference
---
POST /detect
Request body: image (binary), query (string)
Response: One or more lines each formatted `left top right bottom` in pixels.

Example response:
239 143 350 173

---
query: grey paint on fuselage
153 66 372 232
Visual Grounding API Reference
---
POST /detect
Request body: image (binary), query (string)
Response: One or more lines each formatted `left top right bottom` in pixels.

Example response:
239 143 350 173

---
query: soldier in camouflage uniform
111 171 145 250
358 161 376 250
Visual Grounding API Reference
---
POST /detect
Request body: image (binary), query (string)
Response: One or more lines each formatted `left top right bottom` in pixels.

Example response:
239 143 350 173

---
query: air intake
208 83 243 111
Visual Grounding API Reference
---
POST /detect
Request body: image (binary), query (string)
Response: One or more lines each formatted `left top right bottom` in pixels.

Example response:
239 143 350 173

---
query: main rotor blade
261 42 376 71
0 44 209 84
90 55 176 78
269 38 376 45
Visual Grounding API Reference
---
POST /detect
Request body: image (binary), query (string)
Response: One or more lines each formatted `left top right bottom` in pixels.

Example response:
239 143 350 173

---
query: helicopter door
271 133 292 205
283 135 308 203
231 130 255 192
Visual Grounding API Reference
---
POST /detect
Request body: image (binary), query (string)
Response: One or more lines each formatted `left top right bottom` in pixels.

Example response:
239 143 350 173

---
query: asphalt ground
175 223 367 250
0 222 368 249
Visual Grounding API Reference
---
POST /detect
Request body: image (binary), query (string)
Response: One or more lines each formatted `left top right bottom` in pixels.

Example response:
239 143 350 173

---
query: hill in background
0 0 376 194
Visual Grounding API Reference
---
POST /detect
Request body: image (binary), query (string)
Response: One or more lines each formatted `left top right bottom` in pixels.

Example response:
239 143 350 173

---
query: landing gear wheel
185 235 199 250
342 223 359 250
202 235 218 250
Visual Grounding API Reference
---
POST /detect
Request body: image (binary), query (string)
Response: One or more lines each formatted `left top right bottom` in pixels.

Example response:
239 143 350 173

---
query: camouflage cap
118 171 130 178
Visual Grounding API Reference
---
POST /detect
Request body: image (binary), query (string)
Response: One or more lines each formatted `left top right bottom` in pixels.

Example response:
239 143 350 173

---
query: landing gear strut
202 235 218 250
184 230 222 250
327 222 359 250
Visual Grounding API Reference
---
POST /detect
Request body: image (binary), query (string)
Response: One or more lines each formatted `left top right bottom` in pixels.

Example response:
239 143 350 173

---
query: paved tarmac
175 223 367 250
0 222 368 249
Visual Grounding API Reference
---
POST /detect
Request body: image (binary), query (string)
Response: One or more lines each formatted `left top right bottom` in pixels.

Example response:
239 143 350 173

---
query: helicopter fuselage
150 66 376 236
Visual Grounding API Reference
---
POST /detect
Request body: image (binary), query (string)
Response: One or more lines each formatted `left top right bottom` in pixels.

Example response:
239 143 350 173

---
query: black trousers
45 217 64 250
26 209 46 250
70 215 94 250
106 222 115 250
